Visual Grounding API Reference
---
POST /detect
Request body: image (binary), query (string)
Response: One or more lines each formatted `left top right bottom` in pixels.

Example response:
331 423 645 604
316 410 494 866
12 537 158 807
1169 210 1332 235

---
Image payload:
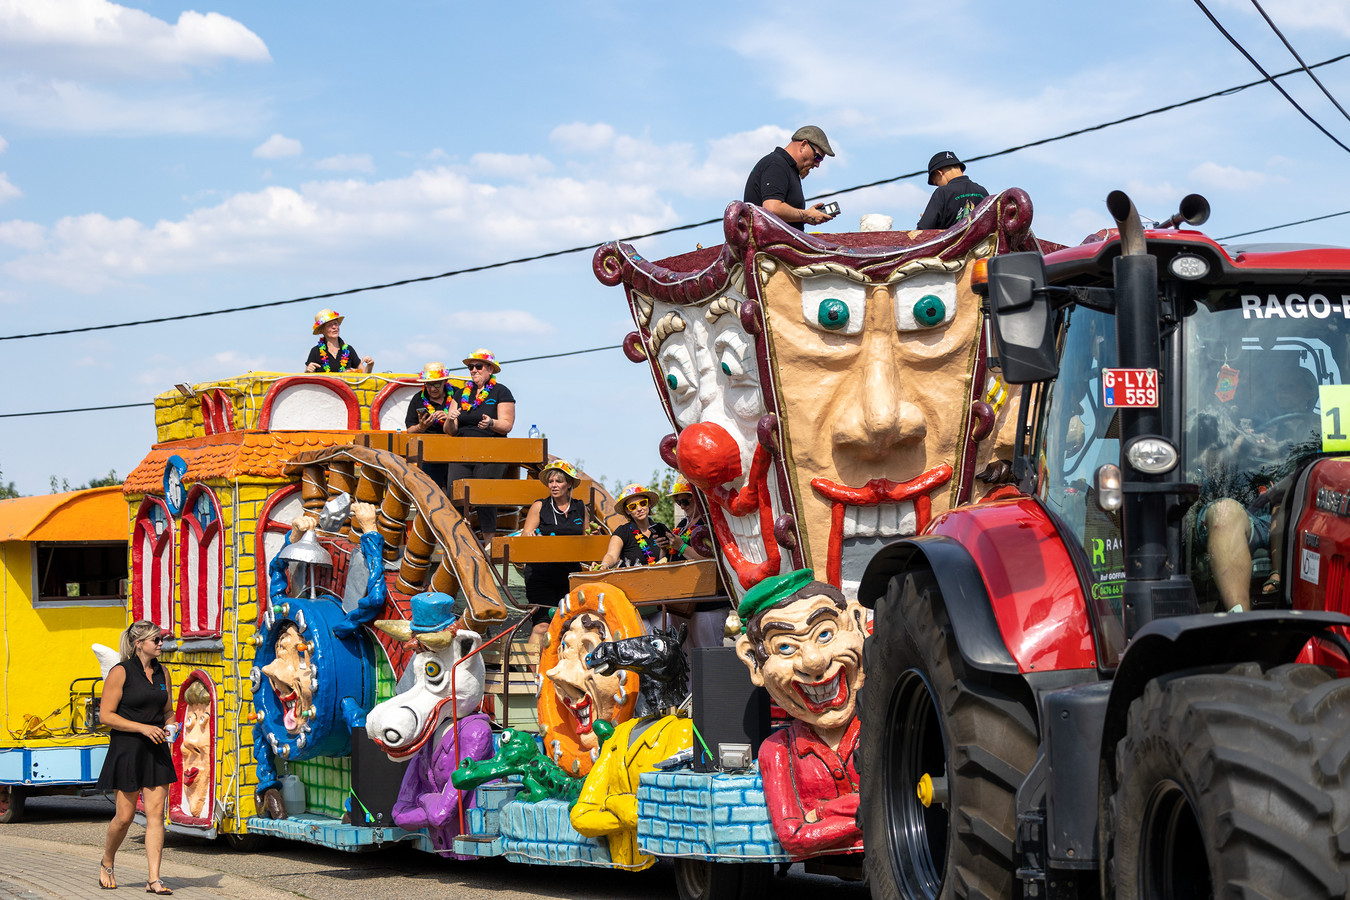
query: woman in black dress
599 484 672 569
445 349 516 541
521 460 590 638
97 620 177 894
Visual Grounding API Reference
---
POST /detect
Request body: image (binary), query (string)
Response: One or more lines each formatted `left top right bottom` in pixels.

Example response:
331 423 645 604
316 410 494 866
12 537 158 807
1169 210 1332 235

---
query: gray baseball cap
791 125 834 157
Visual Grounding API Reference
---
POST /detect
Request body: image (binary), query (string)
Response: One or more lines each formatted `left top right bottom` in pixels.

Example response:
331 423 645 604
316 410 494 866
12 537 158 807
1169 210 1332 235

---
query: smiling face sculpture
595 194 1035 598
261 623 315 735
537 582 642 778
179 682 213 818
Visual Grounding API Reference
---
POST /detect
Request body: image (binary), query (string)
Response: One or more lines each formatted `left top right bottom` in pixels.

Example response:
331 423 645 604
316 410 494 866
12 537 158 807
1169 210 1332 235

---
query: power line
0 345 624 419
1192 0 1350 154
1218 208 1350 240
5 51 1349 345
1250 0 1350 127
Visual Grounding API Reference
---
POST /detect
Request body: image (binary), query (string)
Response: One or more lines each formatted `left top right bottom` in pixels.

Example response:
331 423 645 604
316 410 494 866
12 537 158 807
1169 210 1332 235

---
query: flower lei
459 376 496 412
419 390 445 415
316 339 353 372
633 528 658 565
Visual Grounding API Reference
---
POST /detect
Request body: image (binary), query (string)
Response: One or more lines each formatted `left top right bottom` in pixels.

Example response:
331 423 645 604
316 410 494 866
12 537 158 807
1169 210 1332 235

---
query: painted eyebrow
806 607 842 627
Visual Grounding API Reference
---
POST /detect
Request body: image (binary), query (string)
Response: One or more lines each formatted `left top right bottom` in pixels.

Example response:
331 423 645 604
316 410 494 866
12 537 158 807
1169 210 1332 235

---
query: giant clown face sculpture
596 194 1036 598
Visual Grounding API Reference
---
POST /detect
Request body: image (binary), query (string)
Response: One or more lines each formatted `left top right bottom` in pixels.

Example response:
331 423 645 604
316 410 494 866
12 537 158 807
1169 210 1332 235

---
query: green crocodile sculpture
451 727 582 802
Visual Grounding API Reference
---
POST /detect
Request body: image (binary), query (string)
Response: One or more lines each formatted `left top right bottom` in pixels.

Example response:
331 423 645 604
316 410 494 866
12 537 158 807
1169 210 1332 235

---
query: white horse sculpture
366 602 493 854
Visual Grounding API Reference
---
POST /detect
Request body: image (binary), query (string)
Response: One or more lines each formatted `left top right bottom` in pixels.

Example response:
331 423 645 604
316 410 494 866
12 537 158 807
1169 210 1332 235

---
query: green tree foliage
0 465 19 500
48 469 120 494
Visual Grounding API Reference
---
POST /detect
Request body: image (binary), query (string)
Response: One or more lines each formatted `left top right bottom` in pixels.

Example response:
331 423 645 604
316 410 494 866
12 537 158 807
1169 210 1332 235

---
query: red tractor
858 191 1350 899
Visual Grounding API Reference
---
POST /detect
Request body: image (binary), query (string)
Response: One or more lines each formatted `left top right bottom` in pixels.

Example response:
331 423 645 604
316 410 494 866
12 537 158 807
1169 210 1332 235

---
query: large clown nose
676 422 743 490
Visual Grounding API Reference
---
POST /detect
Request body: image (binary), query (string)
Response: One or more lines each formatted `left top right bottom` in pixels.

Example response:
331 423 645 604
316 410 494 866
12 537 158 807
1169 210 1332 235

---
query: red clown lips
811 465 953 586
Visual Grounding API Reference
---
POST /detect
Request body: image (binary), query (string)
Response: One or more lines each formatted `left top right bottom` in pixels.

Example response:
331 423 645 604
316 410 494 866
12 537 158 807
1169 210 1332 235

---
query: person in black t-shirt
405 361 455 489
917 151 989 230
305 308 374 373
599 484 672 569
744 125 839 231
446 349 516 541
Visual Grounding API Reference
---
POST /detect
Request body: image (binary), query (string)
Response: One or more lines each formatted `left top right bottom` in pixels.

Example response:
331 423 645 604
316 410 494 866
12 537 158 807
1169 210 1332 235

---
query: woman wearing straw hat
305 309 374 374
667 479 709 561
521 460 591 635
598 484 674 570
405 362 454 488
445 349 516 541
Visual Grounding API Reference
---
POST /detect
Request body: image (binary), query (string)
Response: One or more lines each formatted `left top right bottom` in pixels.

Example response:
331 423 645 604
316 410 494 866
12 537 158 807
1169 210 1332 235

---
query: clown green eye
817 298 850 331
666 373 679 389
913 295 945 327
425 660 442 679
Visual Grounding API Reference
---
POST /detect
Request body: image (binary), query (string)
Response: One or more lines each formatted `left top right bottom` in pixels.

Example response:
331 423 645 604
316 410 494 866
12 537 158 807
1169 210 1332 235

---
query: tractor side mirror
987 252 1059 384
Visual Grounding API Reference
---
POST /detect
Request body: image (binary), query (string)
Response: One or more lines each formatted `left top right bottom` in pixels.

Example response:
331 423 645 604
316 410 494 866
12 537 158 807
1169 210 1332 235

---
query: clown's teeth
842 501 916 539
726 509 766 564
800 672 842 704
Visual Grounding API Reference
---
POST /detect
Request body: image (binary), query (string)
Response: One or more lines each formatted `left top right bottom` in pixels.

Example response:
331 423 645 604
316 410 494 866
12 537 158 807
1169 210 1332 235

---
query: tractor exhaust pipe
1107 190 1146 257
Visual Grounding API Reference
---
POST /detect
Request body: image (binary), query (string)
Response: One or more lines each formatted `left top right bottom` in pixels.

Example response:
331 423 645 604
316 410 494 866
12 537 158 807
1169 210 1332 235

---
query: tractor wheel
859 569 1038 900
1110 662 1350 899
672 858 771 900
0 785 25 824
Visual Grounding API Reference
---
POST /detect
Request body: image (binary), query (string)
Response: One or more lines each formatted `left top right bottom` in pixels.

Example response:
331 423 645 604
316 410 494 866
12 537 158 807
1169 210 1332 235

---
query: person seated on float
521 460 590 645
598 484 673 569
445 349 516 543
405 362 454 489
1196 364 1320 611
667 479 709 561
305 308 374 373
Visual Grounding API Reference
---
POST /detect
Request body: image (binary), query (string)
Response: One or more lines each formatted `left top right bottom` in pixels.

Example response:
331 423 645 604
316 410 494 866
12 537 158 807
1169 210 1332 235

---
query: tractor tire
1110 662 1350 899
858 569 1038 900
0 785 25 824
672 858 771 900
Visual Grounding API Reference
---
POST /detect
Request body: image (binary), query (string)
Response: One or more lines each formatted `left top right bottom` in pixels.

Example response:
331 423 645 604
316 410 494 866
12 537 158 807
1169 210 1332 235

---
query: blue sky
2 0 1350 495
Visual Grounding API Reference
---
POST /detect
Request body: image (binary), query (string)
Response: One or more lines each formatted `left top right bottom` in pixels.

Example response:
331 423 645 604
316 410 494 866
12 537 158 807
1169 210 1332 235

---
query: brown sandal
1261 572 1282 595
145 880 172 895
99 862 116 890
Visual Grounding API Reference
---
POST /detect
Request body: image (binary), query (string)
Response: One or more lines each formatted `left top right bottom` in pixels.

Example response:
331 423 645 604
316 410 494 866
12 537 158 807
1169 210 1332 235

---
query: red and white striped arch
178 486 223 638
132 496 174 633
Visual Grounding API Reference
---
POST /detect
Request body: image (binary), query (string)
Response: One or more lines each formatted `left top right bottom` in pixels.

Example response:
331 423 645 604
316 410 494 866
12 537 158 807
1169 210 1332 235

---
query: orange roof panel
123 431 357 493
0 486 127 542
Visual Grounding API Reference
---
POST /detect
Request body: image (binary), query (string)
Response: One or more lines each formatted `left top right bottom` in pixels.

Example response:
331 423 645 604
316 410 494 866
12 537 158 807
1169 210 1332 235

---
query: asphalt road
1 795 873 900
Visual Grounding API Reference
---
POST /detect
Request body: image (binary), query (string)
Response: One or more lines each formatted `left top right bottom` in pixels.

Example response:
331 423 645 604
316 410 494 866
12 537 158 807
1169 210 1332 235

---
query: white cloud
0 173 20 204
550 122 616 152
444 310 554 335
0 0 270 78
1188 161 1278 191
470 152 552 179
1212 0 1350 37
254 134 302 159
315 154 374 173
0 218 43 249
0 135 7 152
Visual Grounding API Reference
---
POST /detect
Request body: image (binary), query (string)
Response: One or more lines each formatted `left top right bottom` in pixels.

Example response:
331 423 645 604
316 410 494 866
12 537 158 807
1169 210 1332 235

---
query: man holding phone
744 125 839 231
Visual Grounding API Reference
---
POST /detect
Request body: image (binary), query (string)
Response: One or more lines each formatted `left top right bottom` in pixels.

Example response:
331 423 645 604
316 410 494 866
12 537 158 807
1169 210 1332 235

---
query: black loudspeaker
691 646 771 772
349 726 410 826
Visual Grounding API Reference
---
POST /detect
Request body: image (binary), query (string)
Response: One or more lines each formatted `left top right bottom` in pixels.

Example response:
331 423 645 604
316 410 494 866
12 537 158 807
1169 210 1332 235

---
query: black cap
926 150 965 185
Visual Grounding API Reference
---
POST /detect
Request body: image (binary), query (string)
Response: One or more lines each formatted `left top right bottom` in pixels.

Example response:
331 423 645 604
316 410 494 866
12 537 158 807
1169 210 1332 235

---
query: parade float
0 192 1040 899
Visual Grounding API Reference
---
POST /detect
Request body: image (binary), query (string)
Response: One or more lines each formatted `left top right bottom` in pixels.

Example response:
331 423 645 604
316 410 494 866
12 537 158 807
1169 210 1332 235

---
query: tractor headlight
1125 436 1179 475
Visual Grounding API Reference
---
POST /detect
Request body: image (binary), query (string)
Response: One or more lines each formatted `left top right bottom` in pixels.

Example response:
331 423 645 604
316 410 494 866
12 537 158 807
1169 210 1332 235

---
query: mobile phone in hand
821 201 841 217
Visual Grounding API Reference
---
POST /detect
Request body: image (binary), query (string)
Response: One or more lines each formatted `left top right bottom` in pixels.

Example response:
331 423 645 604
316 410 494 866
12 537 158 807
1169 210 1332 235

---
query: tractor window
1036 306 1126 620
1181 296 1348 610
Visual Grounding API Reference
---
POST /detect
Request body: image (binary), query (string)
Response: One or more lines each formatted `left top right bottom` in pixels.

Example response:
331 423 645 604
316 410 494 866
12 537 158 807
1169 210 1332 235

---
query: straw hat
418 361 450 383
462 349 501 374
539 460 580 486
312 308 343 334
616 483 660 513
669 479 694 498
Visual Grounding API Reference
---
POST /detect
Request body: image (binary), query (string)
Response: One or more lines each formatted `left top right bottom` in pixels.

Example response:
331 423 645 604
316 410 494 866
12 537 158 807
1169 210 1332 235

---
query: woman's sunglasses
145 635 164 645
467 362 489 371
626 498 650 510
674 497 693 507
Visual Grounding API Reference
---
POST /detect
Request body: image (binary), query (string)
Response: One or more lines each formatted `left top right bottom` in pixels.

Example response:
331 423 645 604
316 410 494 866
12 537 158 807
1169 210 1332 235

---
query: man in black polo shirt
744 126 838 231
916 150 989 230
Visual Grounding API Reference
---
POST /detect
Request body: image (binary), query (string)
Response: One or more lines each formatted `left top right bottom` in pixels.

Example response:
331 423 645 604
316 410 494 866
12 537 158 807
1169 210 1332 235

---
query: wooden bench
452 478 592 507
490 534 612 568
480 643 541 733
406 435 547 466
568 558 727 617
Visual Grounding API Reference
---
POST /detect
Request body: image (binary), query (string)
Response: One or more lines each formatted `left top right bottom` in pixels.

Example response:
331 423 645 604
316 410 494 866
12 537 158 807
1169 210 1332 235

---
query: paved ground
0 795 873 900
